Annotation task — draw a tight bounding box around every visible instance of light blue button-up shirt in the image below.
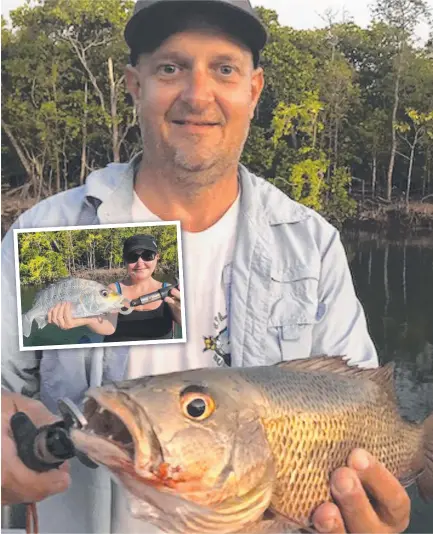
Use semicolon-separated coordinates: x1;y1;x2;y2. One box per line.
1;157;378;532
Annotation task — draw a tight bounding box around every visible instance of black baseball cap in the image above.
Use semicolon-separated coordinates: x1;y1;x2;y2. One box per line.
123;234;158;258
124;0;268;67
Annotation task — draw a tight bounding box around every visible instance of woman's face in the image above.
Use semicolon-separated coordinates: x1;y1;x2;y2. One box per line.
125;249;159;281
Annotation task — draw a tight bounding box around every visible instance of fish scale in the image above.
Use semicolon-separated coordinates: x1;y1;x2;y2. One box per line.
240;366;423;523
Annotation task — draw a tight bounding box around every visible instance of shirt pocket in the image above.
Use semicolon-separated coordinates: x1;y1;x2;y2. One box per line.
267;266;320;359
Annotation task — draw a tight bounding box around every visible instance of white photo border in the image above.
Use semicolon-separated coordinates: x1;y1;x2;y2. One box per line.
13;220;186;352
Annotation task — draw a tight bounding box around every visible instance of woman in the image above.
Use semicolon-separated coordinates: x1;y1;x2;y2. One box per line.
47;234;181;342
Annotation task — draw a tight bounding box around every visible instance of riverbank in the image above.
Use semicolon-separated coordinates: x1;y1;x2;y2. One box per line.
3;194;433;239
342;228;433;249
1;195;38;236
18;268;177;287
73;268;177;285
18;268;177;289
343;200;433;235
74;268;127;285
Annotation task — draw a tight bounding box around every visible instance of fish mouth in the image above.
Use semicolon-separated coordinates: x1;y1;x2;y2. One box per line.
73;392;203;493
118;298;134;315
72;390;165;482
81;396;136;460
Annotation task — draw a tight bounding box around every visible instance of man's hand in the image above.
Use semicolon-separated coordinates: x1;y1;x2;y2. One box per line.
312;449;411;533
1;391;71;505
165;287;182;325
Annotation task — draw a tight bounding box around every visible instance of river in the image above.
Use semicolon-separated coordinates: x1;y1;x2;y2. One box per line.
341;229;433;533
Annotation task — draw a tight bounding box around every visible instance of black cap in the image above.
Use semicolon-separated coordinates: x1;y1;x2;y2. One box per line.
124;0;268;67
123;234;158;258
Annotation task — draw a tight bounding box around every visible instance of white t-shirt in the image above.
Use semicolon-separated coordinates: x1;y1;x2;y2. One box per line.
112;190;240;533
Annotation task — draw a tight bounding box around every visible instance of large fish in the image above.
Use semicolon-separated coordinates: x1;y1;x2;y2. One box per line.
71;356;433;534
22;277;130;337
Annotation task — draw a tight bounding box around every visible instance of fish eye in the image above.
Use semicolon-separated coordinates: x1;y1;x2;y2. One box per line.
181;392;215;421
100;289;109;297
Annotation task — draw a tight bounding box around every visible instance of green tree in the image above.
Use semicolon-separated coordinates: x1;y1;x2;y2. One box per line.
3;1;433;231
371;0;432;200
396;109;433;207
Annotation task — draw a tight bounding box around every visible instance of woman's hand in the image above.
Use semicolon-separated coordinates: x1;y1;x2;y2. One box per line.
47;301;117;335
47;302;88;330
165;287;182;325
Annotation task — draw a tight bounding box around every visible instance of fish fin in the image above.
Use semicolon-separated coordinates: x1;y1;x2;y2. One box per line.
398;469;423;488
35;315;47;330
275;355;351;373
275;356;397;401
22;312;34;337
243;509;313;533
417;413;433;501
265;508;315;533
78;295;90;317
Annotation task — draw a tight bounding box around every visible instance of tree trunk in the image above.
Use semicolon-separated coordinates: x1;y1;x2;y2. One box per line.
1;121;37;187
68;232;75;273
108;57;120;163
47;168;53;197
422;155;427;197
334;117;339;172
55;142;61;193
327;119;333;181
372;153;377;198
386;67;401;201
405;141;416;211
62;135;68;192
52;75;61;193
425;145;431;195
80;81;88;185
312;116;317;149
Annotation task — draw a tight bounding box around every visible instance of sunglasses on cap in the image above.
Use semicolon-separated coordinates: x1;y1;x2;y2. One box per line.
125;250;157;263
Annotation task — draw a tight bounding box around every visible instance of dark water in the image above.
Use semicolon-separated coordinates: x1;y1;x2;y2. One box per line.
342;230;433;533
20;272;181;347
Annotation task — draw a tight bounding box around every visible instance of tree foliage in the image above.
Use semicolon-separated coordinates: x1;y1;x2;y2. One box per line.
2;0;433;227
17;225;179;285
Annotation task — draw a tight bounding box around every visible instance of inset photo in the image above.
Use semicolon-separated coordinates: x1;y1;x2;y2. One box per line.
13;222;185;350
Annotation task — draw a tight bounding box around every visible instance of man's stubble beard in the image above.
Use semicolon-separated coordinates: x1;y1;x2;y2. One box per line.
140;125;249;195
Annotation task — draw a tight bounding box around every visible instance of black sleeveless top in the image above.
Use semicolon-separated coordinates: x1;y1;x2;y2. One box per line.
104;282;174;342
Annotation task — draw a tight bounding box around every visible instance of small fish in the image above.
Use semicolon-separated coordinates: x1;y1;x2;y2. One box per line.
22;277;129;337
71;356;433;534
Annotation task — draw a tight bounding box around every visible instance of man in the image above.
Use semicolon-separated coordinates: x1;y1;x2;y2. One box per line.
1;0;411;532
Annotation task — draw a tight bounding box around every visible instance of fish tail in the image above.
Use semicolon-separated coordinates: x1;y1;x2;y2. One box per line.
22;312;34;338
35;316;47;331
417;413;433;501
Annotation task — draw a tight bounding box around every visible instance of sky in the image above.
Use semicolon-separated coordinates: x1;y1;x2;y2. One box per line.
2;0;432;45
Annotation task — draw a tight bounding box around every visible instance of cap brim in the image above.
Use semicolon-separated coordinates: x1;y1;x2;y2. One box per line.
128;245;158;252
125;1;267;56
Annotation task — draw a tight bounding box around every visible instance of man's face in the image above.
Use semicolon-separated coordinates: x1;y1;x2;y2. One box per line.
126;29;264;177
